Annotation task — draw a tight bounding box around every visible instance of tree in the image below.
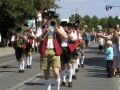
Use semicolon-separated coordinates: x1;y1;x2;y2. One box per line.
99;17;108;30
89;15;99;30
69;14;75;23
33;0;61;11
82;15;90;26
0;0;36;38
114;16;120;29
56;13;61;24
107;16;116;28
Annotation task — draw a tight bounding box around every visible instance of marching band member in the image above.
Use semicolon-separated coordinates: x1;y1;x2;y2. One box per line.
24;24;35;69
60;22;78;87
79;28;86;68
11;27;27;73
35;11;67;90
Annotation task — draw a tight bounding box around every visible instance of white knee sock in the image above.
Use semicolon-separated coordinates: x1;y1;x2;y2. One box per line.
76;58;79;69
19;62;22;70
29;56;32;65
44;79;51;90
72;63;76;75
68;69;73;82
60;70;66;82
81;56;85;64
26;57;29;65
21;61;25;70
54;78;60;90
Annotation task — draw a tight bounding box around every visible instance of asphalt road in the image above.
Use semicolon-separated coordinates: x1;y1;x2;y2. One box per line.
0;42;119;90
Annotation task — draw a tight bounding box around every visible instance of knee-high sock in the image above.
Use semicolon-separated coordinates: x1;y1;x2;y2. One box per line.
78;57;80;65
60;70;66;82
26;57;29;65
29;56;32;65
68;69;73;82
19;62;22;70
44;79;51;90
76;58;79;69
72;63;76;75
54;78;60;90
21;61;25;70
81;56;85;64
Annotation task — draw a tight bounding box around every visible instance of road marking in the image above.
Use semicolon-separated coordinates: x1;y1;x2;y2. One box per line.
7;72;43;90
18;87;25;90
33;78;40;82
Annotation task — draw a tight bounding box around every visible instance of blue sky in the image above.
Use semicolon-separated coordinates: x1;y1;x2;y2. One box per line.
55;0;120;19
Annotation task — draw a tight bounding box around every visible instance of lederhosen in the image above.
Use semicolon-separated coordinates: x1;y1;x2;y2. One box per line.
14;34;26;61
60;31;76;65
25;30;33;54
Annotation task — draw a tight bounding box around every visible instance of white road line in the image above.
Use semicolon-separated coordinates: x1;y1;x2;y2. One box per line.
7;72;43;90
18;87;25;90
33;78;40;82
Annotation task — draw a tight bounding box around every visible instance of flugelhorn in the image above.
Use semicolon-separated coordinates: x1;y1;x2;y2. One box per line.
48;20;57;28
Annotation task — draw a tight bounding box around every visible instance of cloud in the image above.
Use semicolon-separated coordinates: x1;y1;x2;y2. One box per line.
64;0;87;2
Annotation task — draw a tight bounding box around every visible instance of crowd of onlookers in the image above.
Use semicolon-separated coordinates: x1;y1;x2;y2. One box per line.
0;32;12;47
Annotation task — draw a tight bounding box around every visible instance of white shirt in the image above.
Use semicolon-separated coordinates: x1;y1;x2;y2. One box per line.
36;26;65;49
61;30;82;47
11;32;27;41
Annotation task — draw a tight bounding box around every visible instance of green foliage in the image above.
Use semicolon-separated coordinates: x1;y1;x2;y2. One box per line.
0;0;37;37
69;14;75;23
69;13;120;32
33;0;61;11
107;16;116;28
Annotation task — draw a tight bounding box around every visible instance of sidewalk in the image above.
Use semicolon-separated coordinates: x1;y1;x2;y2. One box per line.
0;47;15;57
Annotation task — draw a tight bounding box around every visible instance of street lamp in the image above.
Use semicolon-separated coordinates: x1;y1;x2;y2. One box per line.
74;8;78;14
106;5;120;11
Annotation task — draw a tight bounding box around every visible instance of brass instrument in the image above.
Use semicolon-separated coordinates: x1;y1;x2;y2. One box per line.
17;26;27;48
41;20;57;40
77;20;85;30
48;20;57;28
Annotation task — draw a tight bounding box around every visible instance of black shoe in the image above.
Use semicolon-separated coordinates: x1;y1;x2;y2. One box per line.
60;81;66;86
72;75;77;80
19;70;22;73
81;64;84;68
29;65;32;69
68;82;73;87
78;65;80;68
21;70;24;73
26;65;29;68
75;69;79;73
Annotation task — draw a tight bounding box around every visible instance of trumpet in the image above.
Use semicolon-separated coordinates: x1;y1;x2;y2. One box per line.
47;20;57;28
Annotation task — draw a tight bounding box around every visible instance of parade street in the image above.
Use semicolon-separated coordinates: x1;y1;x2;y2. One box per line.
0;42;119;90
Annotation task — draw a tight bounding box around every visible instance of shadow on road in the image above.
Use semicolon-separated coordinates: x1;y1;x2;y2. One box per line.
83;57;107;78
24;82;55;86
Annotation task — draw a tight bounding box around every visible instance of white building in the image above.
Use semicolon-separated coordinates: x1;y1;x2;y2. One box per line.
61;19;69;22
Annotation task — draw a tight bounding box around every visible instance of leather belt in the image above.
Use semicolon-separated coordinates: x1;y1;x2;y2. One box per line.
46;48;54;50
48;35;53;39
62;47;68;49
